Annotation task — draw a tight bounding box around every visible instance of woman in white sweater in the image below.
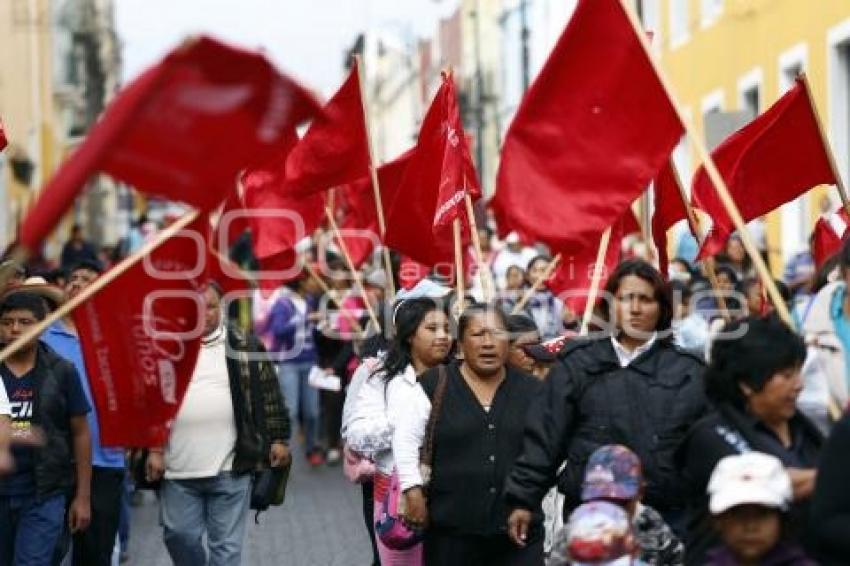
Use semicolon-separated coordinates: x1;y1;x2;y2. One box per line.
344;297;452;566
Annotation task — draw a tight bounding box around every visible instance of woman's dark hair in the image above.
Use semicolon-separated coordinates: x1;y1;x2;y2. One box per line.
526;254;550;273
457;303;509;342
813;255;840;293
713;263;740;287
670;279;692;305
0;291;48;321
506;314;539;341
838;236;850;272
602;259;673;332
374;297;450;381
706;314;806;410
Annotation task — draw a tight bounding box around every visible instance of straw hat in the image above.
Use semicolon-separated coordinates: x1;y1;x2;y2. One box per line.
0;276;66;310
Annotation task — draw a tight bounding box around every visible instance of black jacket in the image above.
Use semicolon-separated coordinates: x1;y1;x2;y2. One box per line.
224;326;291;474
809;412;850;563
504;337;707;518
677;403;823;565
28;343;88;500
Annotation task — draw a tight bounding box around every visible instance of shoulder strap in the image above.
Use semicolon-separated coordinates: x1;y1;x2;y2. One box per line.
420;365;449;468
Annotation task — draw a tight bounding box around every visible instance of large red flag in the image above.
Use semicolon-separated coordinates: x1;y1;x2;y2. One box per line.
693;78;836;259
284;62;371;196
19;36;320;252
73;215;209;447
491;0;682;254
385;81;476;266
431;73;481;230
652;160;691;276
336;151;411;267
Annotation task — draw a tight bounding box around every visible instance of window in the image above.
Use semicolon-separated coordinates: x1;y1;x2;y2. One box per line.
737;68;763;121
829;20;850;190
636;0;662;52
700;0;723;28
778;44;810;263
669;0;689;48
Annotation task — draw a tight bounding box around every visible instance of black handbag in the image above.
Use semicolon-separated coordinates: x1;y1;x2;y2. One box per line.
247;356;291;522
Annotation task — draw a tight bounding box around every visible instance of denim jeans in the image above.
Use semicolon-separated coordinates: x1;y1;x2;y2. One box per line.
0;493;66;566
277;361;321;453
160;473;251;566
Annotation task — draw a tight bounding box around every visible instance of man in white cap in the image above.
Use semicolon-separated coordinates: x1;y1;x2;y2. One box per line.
706;452;815;564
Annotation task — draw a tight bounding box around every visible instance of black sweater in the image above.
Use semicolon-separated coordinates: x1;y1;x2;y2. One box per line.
419;362;541;536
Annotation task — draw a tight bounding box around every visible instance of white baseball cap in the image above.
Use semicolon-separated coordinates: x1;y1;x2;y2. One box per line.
708;452;792;515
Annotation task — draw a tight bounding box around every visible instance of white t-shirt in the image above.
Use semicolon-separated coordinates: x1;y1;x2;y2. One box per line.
165;326;237;479
0;380;9;416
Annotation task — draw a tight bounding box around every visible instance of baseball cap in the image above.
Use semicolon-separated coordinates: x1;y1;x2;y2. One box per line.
565;501;636;565
582;445;642;502
708;452;792;515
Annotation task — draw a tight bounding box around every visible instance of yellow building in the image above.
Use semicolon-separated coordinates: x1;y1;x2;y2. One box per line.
641;0;850;272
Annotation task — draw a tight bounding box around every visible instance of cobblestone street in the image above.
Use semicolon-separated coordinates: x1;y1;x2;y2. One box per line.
127;455;374;566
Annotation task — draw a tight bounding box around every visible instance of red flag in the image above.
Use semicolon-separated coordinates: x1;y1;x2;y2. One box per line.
431;73;481;229
549;216;626;316
19;36;320;252
385;81;476;266
284;62;371;196
812;209;850;268
693;78;836;259
0;119;7;152
73;216;209;447
652;160;691;276
399;256;431;290
491;0;682;254
241;145;325;260
336;152;410;267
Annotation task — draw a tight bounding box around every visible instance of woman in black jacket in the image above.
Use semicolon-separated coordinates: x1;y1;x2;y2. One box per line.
505;259;707;546
676;314;822;565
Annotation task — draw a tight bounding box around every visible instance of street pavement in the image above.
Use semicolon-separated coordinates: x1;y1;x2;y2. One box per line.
127;454;374;566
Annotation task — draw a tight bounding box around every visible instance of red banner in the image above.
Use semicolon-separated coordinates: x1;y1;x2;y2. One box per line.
73;217;208;447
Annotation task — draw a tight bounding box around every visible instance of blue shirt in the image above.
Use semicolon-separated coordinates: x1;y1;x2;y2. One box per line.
829;284;850;394
42;321;125;469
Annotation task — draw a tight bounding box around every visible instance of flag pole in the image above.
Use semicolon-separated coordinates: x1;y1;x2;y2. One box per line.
620;0;793;328
798;72;850;218
453;217;465;317
353;54;396;302
324;207;381;332
463;192;494;303
302;260;366;338
579;227;612;336
665;163;731;321
0;210;200;365
511;253;562;315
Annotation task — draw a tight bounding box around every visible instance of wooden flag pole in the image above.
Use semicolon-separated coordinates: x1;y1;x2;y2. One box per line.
620;0;793;328
464;193;494;303
302;260;366;338
512;253;562;315
0;210;200;364
666;163;731;321
799;73;850;218
580;227;612;336
453;217;465;317
324;207;381;332
353;54;396;302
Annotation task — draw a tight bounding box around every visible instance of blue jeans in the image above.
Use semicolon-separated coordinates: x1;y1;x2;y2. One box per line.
160;473;251;566
277;361;320;454
0;493;66;566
